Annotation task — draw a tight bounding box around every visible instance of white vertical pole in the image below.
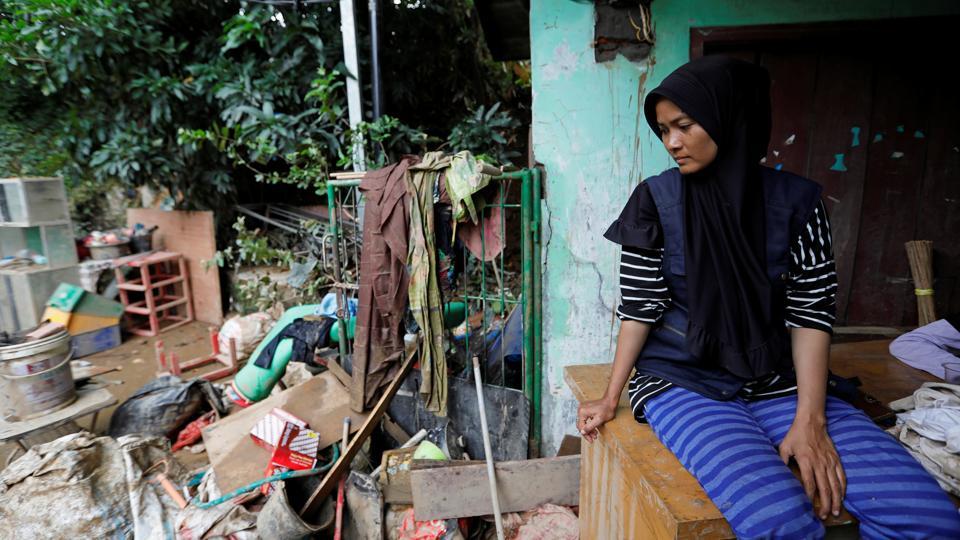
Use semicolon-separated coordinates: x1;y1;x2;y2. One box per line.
473;357;506;540
339;0;366;171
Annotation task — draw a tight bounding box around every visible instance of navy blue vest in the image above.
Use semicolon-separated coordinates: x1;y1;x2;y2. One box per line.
635;167;822;399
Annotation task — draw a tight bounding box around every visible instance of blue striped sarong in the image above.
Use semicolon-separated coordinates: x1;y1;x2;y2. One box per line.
644;386;960;539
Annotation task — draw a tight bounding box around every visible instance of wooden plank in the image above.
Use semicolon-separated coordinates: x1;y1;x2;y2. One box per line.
829;338;938;406
409;455;580;520
915;79;960;319
804;53;874;324
300;348;416;517
0;386;116;442
201;371;368;494
845;53;929;325
381;414;410;445
382;458;479;504
760;51;817;178
325;357;352;389
126;209;223;325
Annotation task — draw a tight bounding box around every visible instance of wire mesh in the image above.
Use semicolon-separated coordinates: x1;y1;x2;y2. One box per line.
326;172;537;394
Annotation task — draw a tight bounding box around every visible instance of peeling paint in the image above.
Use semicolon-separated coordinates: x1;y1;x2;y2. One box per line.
850;126;861;147
542;42;580;82
775;163;783;170
785;134;796;145
913;130;925;139
891;151;905;159
873;133;884;143
896;125;905;133
829;153;848;172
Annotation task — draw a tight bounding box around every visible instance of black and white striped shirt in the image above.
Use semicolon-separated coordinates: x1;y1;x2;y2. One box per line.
621;200;837;421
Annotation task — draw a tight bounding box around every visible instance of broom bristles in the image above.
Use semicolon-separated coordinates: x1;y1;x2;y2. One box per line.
905;240;936;326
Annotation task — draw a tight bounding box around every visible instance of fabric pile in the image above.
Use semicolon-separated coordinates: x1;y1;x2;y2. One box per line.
888;382;960;495
355;151;499;416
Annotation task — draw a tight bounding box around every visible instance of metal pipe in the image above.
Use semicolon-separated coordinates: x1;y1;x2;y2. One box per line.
328;181;350;368
531;167;543;457
338;0;366;169
334;417;351;540
473;357;505;540
520;170;535;457
368;0;382;120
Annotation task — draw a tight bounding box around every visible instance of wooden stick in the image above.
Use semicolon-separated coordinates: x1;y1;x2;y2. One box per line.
473;356;505;540
299;342;417;517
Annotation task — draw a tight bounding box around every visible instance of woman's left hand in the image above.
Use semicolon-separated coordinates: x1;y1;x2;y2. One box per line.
778;418;846;520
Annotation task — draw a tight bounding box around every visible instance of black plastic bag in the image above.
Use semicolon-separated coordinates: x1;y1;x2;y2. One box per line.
108;375;225;439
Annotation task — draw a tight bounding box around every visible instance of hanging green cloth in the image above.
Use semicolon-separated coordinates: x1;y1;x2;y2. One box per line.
444;151;495;236
407;152;450;416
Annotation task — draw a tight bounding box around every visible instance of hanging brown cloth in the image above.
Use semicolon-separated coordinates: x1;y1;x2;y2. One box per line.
355;155;420;409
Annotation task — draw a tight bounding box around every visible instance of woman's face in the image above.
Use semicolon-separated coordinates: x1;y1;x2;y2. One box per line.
655;98;718;174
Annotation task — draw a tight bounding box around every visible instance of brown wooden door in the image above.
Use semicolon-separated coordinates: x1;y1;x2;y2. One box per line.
692;18;960;326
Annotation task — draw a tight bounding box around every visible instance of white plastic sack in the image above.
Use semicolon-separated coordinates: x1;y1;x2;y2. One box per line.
0;432;187;540
219;312;274;361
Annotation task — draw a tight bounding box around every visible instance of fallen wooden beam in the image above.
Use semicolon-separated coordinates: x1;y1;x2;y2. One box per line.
409;455;581;520
300;346;417;517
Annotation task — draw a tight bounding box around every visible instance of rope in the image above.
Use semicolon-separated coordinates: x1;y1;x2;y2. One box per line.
190;443;340;509
627;3;655;45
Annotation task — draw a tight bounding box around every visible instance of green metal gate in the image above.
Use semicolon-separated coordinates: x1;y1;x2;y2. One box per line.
324;167;543;453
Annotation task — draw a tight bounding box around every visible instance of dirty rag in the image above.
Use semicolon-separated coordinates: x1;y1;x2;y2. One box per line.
356;156;420;409
252;317;332;369
458;202;504;262
888;382;960;496
408;152;451;416
444;151;495;234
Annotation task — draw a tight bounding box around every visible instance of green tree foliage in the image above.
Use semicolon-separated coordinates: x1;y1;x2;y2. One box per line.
0;0;341;208
0;0;524;212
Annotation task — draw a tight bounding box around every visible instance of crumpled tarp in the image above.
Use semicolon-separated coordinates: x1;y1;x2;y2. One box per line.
0;432;188;540
888;382;960;496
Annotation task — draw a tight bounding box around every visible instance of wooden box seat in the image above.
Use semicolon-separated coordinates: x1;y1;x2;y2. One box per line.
566;363;829;538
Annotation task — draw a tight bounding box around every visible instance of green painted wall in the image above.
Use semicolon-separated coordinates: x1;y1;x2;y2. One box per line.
531;0;960;454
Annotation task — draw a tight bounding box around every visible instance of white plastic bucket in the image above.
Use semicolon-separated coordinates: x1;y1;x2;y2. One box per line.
0;331;76;421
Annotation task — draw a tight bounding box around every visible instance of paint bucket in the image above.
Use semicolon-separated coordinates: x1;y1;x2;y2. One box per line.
256;480;334;539
0;330;76;421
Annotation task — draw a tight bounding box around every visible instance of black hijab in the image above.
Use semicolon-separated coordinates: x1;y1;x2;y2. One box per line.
644;55;787;379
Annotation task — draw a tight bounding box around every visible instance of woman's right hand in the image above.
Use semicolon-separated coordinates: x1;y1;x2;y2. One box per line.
577;398;617;442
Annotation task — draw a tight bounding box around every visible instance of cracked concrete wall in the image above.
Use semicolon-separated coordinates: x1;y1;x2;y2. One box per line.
530;0;960;455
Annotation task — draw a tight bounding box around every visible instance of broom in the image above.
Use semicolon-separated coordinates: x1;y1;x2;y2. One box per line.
904;240;936;326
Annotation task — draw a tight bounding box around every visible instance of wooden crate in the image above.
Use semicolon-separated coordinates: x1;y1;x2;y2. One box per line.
565;364;858;539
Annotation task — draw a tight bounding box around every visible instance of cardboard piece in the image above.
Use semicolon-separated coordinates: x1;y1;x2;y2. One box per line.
126;208;223;325
43;283;122;335
201;371;367;494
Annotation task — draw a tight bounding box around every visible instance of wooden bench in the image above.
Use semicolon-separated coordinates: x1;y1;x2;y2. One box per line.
565;339;939;539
